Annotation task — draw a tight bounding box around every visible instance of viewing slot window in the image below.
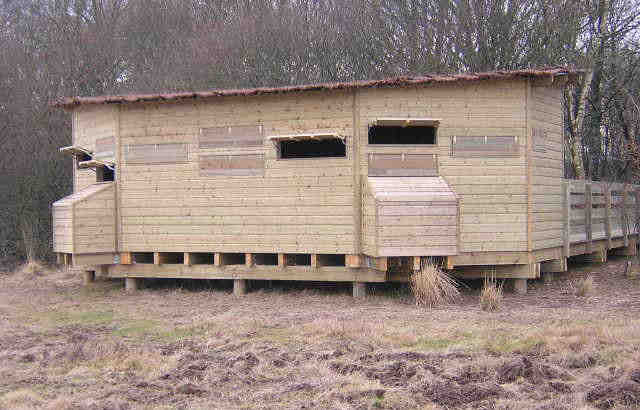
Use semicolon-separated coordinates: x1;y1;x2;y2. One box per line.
368;118;439;145
270;133;346;159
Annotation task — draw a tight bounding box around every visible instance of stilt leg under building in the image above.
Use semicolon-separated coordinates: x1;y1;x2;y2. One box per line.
125;277;140;292
234;279;247;296
353;282;367;298
83;270;95;286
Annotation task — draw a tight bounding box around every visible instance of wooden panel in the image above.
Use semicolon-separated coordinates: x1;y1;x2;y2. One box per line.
199;154;265;177
199;125;263;148
451;136;519;157
368;153;437;176
94;136;115;159
532;128;548;153
124;143;188;164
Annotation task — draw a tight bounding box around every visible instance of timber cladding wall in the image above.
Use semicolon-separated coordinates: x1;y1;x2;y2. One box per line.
73;105;118;192
358;80;528;253
117;90;356;254
65;78;566;258
529;84;564;250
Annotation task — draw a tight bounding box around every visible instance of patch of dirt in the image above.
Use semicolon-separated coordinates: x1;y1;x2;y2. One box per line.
585;380;640;409
418;381;505;406
496;356;568;384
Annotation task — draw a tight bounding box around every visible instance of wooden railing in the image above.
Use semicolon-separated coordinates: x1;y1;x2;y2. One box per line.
565;180;640;254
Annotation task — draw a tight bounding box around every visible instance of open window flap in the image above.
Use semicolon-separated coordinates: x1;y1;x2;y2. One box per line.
77;159;115;170
266;132;344;142
59;145;93;156
373;118;441;127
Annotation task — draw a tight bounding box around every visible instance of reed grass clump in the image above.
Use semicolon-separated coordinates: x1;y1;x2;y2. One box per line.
480;274;503;311
410;260;460;308
575;275;594;297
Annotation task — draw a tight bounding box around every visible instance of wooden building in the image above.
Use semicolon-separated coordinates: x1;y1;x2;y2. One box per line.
52;67;639;295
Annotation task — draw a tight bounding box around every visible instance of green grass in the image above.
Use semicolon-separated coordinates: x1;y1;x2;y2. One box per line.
40;310;116;327
484;334;547;355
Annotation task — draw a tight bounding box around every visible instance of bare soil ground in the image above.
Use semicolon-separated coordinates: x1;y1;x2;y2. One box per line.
0;257;639;409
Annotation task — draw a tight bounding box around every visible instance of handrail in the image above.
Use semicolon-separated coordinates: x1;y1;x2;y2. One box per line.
563;179;640;254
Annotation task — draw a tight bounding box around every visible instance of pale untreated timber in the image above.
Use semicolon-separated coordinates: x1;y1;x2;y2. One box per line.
353;282;367;298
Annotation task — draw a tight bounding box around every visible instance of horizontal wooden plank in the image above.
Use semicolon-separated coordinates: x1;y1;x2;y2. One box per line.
107;264;386;282
377;246;458;256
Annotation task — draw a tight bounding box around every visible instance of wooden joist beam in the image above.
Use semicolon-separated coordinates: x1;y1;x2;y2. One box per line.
246;253;254;267
120;252;132;265
346;254;361;268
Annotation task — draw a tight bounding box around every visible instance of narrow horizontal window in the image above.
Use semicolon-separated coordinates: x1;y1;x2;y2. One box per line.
451;136;519;157
368;153;437;176
199;154;264;176
124;143;188;164
199;125;263;149
279;137;346;159
368;126;436;145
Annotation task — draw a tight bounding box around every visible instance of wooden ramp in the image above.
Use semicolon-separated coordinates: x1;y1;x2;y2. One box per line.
363;177;458;257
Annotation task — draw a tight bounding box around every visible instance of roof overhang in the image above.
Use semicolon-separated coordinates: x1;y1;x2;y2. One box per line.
53;67;585;110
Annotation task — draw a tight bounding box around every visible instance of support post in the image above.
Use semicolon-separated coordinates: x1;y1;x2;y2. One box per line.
311;254;318;268
278;253;286;268
623;184;629;247
56;253;64;265
214;253;221;267
353;282;367;298
542;272;554;284
184;252;192;266
125;277;139;292
563;182;571;259
512;278;527;294
585;183;592;253
605;186;612;249
82;270;95;286
233;279;247;296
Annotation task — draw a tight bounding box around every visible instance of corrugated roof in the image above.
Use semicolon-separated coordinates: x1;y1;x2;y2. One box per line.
55;67;582;109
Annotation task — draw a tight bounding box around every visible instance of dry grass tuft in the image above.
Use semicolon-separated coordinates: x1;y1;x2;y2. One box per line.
575;276;594;297
0;388;43;409
410;260;460;308
480;275;503;312
19;260;46;276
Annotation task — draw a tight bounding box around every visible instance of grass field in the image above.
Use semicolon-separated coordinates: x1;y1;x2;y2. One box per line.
0;257;639;409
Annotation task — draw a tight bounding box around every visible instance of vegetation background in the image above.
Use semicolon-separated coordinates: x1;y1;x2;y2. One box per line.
1;0;639;261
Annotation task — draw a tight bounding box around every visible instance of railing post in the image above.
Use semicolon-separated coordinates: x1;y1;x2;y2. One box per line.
585;182;592;253
623;184;629;247
635;188;640;236
605;185;612;249
563;181;570;258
